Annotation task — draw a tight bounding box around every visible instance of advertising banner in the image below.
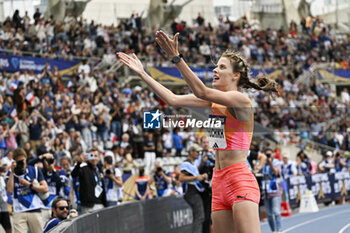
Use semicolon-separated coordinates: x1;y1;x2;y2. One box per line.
0;54;80;75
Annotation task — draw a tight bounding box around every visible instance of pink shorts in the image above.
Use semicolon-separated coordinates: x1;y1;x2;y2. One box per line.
212;161;260;212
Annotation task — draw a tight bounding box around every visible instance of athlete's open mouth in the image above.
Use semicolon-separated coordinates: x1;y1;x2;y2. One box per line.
213;75;220;81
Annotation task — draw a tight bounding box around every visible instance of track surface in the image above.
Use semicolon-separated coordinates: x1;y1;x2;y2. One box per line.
261;203;350;233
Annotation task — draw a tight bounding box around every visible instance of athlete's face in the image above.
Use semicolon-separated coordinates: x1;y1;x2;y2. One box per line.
212;57;239;90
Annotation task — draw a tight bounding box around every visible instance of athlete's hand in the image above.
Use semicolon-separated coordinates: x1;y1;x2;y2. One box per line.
117;52;144;75
155;30;179;58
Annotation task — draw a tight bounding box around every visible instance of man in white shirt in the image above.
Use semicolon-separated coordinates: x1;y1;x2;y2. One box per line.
1;150;13;172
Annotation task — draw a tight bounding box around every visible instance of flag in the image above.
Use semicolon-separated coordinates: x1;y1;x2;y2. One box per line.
11;82;18;91
110;132;117;143
25;91;35;103
49;117;56;126
67;80;73;88
10;107;17;119
108;96;113;104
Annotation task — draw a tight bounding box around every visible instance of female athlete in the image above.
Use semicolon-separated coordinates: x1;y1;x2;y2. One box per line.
117;30;278;233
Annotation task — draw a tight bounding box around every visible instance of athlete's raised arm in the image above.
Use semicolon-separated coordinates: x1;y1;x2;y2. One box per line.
155;31;251;109
117;52;210;108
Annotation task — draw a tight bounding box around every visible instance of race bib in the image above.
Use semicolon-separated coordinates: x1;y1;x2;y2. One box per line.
95;185;103;198
208;115;227;149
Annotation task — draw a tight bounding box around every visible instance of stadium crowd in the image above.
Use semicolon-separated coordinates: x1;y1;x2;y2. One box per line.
0;8;348;233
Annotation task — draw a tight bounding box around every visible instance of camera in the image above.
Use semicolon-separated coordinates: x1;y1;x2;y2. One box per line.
14;160;25;176
45;158;55;165
105;168;114;176
156;166;163;173
266;153;271;158
0;165;6;173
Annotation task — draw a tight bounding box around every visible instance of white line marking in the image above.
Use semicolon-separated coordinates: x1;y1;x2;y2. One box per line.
339;223;350;233
282;209;350;233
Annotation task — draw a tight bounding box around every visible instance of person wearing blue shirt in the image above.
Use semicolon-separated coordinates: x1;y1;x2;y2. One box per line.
43;196;78;233
39;153;66;224
6;148;48;233
149;162;172;197
172;128;183;157
194;136;215;233
179;144;207;233
261;148;282;233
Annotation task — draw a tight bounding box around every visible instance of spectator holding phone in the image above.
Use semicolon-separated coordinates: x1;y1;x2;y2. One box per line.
6;148;48;233
71;148;107;214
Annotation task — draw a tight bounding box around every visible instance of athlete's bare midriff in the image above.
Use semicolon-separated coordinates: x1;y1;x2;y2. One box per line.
215;150;248;170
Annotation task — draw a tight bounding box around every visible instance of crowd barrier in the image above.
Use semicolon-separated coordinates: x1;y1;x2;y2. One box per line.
286;171;350;208
49;196;193;233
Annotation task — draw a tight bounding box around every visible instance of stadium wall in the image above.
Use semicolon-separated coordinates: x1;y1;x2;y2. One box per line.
49;196;193;233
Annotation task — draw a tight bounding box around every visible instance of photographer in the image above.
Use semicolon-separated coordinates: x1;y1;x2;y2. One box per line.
6;148;48;233
149;162;172;197
195;136;215;233
71;148;107;214
261;148;282;233
38;153;66;224
43;196;78;233
0;161;11;233
103;155;123;206
179;144;207;233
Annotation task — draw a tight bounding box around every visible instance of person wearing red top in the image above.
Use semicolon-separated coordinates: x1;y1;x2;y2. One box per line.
118;30;279;233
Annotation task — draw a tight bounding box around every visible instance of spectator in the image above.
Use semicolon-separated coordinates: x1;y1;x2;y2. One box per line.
1;150;13;172
280;155;297;180
71;148;107;214
0;161;11;233
134;167;150;200
144;132;156;176
172;128;183;157
318;151;335;173
149;162;172;197
295;156;309;176
36;153;66;223
261;148;282;233
43;196;78;233
121;146;137;181
162;129;173;153
6;148;48;233
179;144;207;233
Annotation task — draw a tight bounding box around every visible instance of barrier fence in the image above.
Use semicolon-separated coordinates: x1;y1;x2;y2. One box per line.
49;171;350;232
49;196;193;233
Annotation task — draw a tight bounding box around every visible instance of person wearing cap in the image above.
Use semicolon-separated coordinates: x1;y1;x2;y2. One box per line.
71;148;107;214
6;148;48;233
179;144;208;233
318;151;335;173
280;155;297;180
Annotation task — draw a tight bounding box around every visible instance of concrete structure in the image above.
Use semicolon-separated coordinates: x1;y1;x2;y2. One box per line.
82;0;215;27
249;0;311;30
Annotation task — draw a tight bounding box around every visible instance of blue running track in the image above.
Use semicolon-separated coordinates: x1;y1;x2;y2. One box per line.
261;204;350;233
